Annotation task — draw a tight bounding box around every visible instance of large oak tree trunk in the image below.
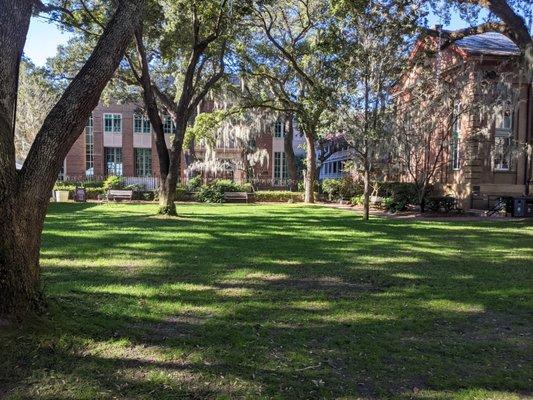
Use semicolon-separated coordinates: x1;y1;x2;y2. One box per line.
284;115;298;191
304;134;316;203
0;196;47;315
158;149;181;216
0;0;145;317
158;122;185;216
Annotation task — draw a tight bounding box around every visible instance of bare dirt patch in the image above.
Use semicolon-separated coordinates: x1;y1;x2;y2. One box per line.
130;313;211;341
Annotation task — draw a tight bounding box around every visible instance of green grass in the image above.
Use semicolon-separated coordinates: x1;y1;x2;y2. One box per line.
1;203;532;399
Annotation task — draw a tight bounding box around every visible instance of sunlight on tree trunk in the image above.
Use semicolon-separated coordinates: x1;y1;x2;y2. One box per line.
304;135;316;203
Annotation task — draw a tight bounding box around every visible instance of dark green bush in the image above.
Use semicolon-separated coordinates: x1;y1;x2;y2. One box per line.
375;182;433;206
142;191;156;201
82;180;104;188
382;196;408;213
176;185;192;201
196;180;247;203
254;191;304;202
186;175;203;191
425;196;459;213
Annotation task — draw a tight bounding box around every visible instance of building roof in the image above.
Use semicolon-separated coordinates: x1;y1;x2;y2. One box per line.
454;32;520;56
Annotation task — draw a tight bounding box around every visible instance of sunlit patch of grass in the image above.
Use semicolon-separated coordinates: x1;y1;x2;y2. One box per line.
0;203;531;399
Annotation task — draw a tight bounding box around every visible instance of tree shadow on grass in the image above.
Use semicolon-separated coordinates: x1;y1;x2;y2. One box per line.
0;203;531;399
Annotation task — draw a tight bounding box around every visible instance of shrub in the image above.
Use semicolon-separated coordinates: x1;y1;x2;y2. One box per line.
254;191;304;202
82;180;104;188
143;191;156;201
196;185;224;203
425;196;459;213
103;175;123;190
381;196;408;213
322;177;361;200
350;194;364;206
187;175;202;191
125;184;145;192
375;182;433;207
322;179;341;199
85;187;105;200
54;184;75;192
176;185;192;201
241;182;253;193
195;180;246;203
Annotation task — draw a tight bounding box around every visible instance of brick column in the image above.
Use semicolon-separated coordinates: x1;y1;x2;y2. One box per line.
122;111;135;176
93;110;105;177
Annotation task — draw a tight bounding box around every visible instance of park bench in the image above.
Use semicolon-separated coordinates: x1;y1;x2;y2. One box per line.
106;189;133;202
223;192;252;203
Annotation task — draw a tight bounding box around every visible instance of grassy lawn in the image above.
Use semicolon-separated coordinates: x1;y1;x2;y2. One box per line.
0;203;532;399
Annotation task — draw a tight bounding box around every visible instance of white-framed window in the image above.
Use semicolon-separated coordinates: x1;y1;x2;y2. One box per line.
135;148;152;177
274;120;285;138
493;103;513;171
163;115;177;134
274;151;288;185
85;116;94;176
451;102;461;171
105;147;123;176
134;114;151;134
103;113;122;134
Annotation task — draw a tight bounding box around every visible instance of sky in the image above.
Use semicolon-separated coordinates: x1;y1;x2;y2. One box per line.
23;9;483;67
25;16;73;66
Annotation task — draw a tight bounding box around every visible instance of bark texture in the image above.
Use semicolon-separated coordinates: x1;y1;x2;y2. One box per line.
363;163;370;221
304;134;316;203
0;0;145;317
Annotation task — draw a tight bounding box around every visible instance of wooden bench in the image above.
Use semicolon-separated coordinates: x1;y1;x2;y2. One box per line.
106;189;133;202
223;192;251;203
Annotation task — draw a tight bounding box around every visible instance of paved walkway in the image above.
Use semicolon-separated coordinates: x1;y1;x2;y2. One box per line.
318;202;530;222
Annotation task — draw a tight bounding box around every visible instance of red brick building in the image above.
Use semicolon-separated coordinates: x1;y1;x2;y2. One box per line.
62;102;305;189
395;32;532;209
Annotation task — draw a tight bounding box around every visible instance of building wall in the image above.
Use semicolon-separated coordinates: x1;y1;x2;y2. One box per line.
442;64;532;209
395;40;532;210
64;102;306;189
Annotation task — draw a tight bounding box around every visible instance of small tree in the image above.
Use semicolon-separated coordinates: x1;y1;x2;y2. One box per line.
332;0;418;219
239;0;344;203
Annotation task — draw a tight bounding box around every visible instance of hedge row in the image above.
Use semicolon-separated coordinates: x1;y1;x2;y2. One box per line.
53;184;305;203
253;191;304;202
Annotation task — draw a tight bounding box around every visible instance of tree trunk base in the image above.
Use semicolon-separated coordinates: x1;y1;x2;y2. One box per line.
0;267;47;319
0;203;47;319
158;204;177;216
